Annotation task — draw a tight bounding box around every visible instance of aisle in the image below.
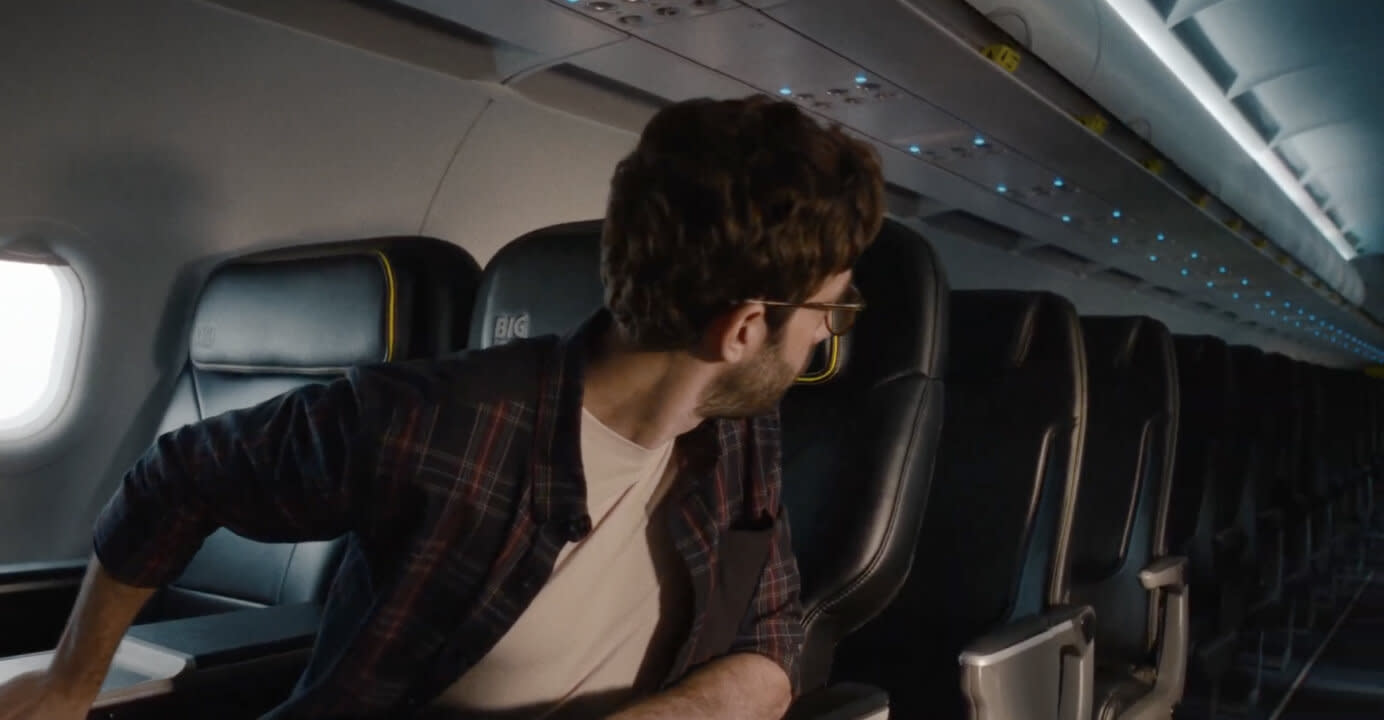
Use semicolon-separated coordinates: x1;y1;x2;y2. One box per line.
1278;574;1384;718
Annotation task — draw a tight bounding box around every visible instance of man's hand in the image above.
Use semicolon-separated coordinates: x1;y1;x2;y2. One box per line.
605;653;792;720
0;557;156;720
0;670;93;720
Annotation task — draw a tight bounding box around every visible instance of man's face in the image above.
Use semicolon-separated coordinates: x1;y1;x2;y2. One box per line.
696;271;852;418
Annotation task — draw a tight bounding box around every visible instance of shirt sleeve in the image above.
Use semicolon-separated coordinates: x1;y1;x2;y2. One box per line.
93;367;385;588
728;506;806;695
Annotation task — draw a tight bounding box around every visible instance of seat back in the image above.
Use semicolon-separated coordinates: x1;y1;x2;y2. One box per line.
839;290;1087;718
1167;337;1234;567
779;220;948;689
1169;336;1245;684
471;218;950;694
1229;346;1281;601
139;238;480;622
1069;317;1177;664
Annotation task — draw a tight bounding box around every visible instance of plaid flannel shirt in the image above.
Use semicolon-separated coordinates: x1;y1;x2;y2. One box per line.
93;310;804;718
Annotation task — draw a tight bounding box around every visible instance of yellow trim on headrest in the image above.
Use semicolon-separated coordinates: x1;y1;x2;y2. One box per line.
795;335;842;385
374;251;398;362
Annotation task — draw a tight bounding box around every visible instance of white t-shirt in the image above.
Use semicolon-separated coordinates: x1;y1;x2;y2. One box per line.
428;408;690;718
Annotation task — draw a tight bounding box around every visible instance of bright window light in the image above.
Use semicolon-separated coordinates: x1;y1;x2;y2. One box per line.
0;260;80;436
1101;0;1357;261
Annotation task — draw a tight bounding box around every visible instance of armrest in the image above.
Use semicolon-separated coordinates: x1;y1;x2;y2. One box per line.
959;604;1095;720
1139;556;1187;591
783;682;889;720
1118;556;1189;719
126;602;322;670
0;558;87;590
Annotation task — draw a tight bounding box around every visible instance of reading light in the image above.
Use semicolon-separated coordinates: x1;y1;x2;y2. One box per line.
1190;251;1199;259
974;136;987;147
1113;210;1122;218
1061;214;1072;223
1241;278;1250;286
779;87;793;96
908;145;921;154
1180;268;1190;276
1111;236;1120;245
1100;0;1356;260
1054;177;1066;188
1149;255;1158;262
996;184;1008;193
1156;233;1166;241
855;74;868;84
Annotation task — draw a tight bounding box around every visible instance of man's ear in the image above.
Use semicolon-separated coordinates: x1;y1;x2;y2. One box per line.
697;303;767;363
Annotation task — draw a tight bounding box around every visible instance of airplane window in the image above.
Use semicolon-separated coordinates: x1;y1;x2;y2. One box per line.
0;259;82;438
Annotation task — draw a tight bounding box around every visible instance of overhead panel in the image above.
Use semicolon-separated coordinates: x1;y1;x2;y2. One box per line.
955;0;1371;291
396;0;1384;364
398;0;623;76
567;39;761;102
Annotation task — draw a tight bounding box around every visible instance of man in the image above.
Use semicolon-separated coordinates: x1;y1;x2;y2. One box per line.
0;95;884;719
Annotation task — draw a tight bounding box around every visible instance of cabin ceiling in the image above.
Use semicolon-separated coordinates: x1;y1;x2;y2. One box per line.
1162;0;1384;256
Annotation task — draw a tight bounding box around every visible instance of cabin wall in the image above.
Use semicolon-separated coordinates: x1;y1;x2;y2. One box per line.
0;1;637;562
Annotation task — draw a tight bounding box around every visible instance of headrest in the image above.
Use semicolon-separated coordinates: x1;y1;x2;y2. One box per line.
1079;317;1145;370
191;253;399;373
1173;335;1233;424
472;220;948;384
948;291;1077;378
1229;345;1268;395
1174;335;1232;385
1080;316;1175;386
842;219;948;382
469;221;604;350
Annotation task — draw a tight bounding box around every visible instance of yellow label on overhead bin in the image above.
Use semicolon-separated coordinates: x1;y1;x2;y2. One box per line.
1143;157;1165;175
982;44;1021;72
1078;114;1108;135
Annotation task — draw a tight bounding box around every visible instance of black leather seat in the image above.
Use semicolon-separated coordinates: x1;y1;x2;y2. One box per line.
1168;336;1252;710
1220;345;1295;705
1069;316;1185;720
1327;369;1372;579
1229;348;1289;619
470;218;950;719
837;290;1091;720
1296;363;1337;592
1255;354;1315;670
135;237;481;623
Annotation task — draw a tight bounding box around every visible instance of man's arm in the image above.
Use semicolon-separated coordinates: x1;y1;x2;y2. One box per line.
0;558;154;720
0;368;391;718
605;652;791;720
94;369;385;586
612;504;805;720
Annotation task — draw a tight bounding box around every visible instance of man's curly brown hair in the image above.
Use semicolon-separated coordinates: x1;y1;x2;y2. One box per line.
601;95;885;351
